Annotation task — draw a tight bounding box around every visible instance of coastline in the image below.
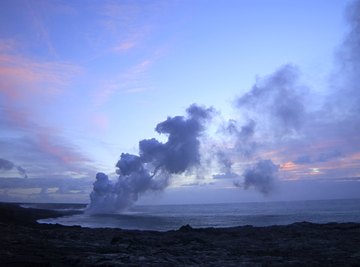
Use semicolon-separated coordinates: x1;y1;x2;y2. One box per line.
1;203;359;266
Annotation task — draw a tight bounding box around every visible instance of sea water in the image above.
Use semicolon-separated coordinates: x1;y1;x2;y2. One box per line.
34;199;360;231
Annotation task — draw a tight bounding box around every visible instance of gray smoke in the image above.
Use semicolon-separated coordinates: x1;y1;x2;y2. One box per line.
87;104;214;214
0;158;28;178
234;159;279;195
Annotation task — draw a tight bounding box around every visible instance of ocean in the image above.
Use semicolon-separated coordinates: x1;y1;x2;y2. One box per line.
29;198;360;231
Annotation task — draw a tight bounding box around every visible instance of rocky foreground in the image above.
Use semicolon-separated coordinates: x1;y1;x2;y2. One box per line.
0;203;359;266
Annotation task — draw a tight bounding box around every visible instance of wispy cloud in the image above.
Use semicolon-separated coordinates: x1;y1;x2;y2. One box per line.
89;1;172;106
113;40;137;52
23;0;58;57
0;105;94;178
0;49;81;103
0;176;92;202
93;59;153;107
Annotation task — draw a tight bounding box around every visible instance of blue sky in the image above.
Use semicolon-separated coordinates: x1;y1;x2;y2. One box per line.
1;0;359;204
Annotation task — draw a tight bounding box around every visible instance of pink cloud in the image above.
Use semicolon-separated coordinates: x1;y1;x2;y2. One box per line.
36;132;87;164
0;50;80;103
0;46;89;173
1;105;89;166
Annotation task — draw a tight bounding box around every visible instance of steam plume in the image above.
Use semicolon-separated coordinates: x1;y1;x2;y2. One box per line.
87;104;213;213
237;65;306;137
234;160;279;195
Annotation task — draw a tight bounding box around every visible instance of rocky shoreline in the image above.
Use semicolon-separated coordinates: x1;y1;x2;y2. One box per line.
0;203;359;266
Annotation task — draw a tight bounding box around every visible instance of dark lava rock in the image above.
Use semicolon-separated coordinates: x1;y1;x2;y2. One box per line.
178;224;193;232
1;203;360;266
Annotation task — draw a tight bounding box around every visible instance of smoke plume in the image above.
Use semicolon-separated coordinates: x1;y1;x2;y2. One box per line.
0;158;28;178
87;104;214;213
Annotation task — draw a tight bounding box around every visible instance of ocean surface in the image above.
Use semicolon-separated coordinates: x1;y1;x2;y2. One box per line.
28;199;360;231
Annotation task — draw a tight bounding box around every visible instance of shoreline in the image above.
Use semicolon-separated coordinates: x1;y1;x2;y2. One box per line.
1;203;360;266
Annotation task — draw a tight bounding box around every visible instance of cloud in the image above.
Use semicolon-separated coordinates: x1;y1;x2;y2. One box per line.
0;45;92;183
0;176;92;202
294;150;342;165
0;176;90;191
93;59;153;106
0;51;80;102
0;135;93;179
101;1;161;53
91;1;174;106
25;5;56;56
0;102;90;173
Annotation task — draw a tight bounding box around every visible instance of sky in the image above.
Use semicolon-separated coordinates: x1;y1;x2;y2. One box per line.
1;0;360;205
